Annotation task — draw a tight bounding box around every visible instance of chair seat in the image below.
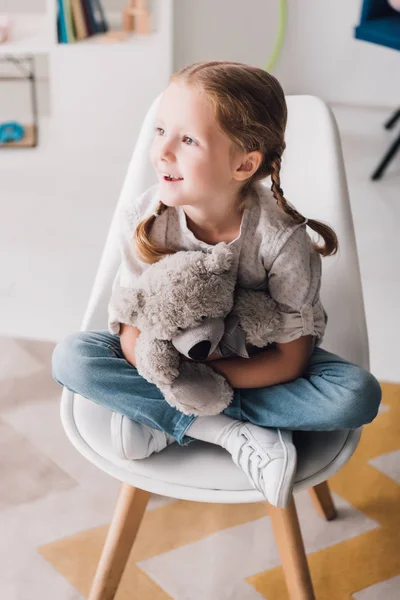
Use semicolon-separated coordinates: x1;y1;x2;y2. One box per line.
61;388;362;504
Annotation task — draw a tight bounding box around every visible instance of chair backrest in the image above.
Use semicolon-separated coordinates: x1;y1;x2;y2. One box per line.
81;94;370;371
354;0;400;51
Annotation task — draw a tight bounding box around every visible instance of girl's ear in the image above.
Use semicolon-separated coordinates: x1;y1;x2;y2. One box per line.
233;150;263;182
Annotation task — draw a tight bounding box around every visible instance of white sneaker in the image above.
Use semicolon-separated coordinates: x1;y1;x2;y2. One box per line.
111;412;176;460
221;423;297;508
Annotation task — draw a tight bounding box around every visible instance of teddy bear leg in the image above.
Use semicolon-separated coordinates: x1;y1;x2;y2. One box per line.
160;361;234;416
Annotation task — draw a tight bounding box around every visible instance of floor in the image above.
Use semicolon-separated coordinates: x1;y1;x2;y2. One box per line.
0;104;399;598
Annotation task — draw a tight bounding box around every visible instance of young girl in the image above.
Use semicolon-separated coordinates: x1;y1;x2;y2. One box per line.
52;61;382;509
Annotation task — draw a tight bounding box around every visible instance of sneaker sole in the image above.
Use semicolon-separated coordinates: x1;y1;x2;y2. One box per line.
275;429;297;508
110;412;127;459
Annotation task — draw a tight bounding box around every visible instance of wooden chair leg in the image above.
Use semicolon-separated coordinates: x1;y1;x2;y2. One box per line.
308;481;337;521
269;496;315;600
88;483;151;600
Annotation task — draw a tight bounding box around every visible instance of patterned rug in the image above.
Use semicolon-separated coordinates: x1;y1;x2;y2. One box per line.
37;382;400;599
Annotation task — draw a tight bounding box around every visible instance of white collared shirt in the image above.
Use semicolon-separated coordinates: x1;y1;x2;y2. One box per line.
108;181;327;348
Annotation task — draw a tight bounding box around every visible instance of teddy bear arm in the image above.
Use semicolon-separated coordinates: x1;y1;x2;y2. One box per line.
135;333;180;385
232;289;282;347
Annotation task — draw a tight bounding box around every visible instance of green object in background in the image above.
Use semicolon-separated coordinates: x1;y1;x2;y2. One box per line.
265;0;287;72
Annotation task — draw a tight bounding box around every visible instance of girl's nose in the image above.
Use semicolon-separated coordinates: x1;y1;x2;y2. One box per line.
161;152;174;162
160;139;176;161
161;149;175;162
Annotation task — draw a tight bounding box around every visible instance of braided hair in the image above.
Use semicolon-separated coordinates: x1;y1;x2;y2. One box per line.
135;61;338;263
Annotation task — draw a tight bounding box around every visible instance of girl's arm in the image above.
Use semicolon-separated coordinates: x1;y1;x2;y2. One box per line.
217;221;326;390
208;334;314;389
119;323;141;367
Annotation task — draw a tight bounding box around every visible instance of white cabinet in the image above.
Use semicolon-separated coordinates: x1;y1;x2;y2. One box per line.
50;1;172;152
1;1;172;152
0;1;173;341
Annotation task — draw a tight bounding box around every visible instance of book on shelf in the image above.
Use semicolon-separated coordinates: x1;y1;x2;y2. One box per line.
57;0;69;43
91;0;109;34
57;0;109;43
71;0;88;40
65;0;76;42
81;0;97;36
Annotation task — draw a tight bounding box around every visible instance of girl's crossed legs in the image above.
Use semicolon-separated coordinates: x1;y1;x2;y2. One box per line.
52;330;382;505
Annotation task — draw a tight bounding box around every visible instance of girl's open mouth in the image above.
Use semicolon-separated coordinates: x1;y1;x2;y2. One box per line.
163;174;184;183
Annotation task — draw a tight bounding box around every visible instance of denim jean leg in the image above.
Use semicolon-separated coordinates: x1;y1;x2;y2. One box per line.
51;330;196;445
234;346;382;431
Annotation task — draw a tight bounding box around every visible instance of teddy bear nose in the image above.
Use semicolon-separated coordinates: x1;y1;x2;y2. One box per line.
188;341;212;361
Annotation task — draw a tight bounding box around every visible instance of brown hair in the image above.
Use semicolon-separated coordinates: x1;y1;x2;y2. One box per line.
135;60;338;263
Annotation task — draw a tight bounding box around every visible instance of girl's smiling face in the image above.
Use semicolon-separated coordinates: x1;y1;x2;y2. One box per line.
150;82;242;209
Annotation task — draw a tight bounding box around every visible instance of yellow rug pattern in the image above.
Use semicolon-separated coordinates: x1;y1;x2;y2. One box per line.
39;382;400;599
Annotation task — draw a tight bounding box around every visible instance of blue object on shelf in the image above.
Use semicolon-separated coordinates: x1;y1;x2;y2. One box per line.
0;121;25;144
354;0;400;51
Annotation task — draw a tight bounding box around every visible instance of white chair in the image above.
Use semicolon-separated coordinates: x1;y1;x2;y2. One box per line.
60;94;369;600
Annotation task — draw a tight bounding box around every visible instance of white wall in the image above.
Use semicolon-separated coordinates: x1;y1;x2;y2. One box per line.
2;0;399;115
1;0;45;11
173;0;400;109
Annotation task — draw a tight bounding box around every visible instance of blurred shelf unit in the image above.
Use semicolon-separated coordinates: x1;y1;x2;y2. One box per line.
0;1;172;151
0;6;57;56
0;56;39;148
0;1;156;55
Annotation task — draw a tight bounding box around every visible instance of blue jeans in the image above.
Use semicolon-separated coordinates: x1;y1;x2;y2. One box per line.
51;330;382;446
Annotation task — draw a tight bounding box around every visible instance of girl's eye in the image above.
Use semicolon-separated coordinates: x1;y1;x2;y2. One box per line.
183;136;196;146
155;127;196;146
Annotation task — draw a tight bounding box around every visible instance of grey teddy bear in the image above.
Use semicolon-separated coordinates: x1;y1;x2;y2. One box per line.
113;242;282;416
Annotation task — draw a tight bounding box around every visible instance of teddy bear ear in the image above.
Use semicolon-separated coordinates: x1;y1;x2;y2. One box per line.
203;242;233;274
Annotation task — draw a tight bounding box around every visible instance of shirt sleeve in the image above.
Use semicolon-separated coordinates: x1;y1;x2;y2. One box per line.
266;224;327;345
107;203;149;336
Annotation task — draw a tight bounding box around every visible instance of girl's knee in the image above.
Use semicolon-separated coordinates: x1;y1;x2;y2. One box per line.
358;369;382;424
340;366;382;428
51;331;90;387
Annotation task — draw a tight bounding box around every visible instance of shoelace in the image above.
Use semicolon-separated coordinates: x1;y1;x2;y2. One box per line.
230;432;271;494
